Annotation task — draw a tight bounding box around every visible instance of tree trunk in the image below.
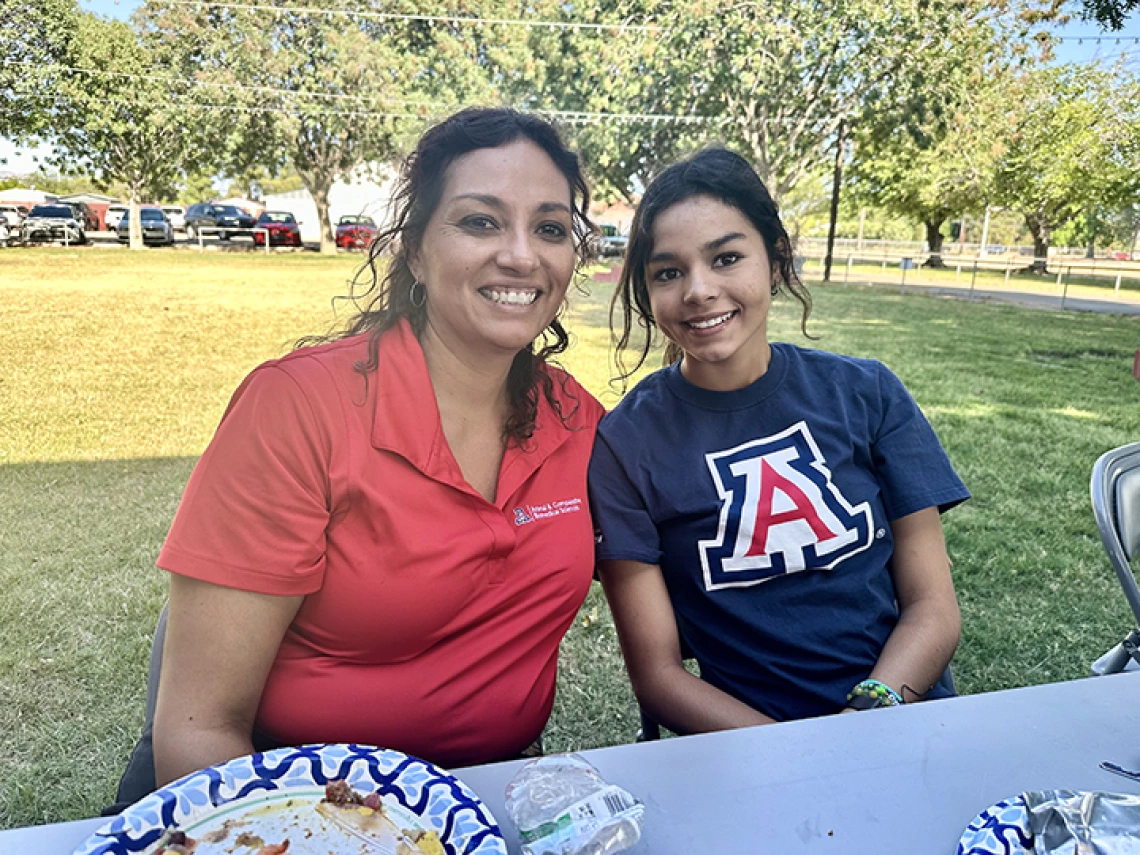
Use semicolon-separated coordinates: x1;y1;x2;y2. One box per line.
295;163;336;254
128;193;143;251
1025;213;1050;274
1085;234;1096;260
923;219;946;268
315;191;335;255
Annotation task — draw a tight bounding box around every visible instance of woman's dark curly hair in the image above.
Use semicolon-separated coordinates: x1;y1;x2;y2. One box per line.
299;107;595;444
611;146;812;383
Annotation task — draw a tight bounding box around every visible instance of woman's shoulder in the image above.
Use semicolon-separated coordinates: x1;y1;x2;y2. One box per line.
235;334;373;410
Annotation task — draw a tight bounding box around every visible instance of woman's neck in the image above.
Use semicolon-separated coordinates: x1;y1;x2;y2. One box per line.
418;323;514;422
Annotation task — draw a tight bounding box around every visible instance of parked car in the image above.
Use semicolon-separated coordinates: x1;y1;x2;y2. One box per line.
592;223;628;258
65;201;99;232
0;221;9;246
184;203;256;240
161;205;187;232
22;204;86;244
253;210;303;247
335;214;378;250
116;206;174;246
0;204;29;228
105;205;129;231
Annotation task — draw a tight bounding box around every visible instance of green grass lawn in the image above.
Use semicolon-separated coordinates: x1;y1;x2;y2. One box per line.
2;247;1139;829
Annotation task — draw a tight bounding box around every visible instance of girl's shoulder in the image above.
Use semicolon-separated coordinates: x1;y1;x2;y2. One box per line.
600;365;677;425
777;343;900;394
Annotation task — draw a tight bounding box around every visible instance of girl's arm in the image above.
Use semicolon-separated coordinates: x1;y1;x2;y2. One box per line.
599;558;775;734
153;574;304;786
866;506;961;703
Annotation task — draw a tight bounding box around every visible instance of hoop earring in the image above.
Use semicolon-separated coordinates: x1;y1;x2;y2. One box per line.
409;279;426;308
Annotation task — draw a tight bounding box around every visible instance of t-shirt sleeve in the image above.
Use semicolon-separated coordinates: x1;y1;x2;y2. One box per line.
871;364;970;520
588;430;662;565
157;364;334;595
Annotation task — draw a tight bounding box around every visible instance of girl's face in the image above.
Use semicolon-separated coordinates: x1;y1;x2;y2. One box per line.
645;194;775;392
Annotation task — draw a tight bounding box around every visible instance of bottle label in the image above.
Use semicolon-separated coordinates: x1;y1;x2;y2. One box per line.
518;785;643;851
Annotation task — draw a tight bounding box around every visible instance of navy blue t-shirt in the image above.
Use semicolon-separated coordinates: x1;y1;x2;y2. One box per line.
589;343;970;722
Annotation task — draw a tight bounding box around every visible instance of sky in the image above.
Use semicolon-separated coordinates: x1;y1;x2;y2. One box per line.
2;0;1139;175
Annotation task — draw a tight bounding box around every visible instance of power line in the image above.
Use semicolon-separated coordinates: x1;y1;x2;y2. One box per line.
0;88;724;125
147;0;667;32
2;58;725;124
1053;35;1140;43
0;58;445;108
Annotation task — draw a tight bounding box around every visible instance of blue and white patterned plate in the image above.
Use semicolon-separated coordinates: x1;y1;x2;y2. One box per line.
73;743;507;855
957;795;1033;855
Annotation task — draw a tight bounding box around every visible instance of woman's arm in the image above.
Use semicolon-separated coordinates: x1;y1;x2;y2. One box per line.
153;574;303;786
867;506;961;702
599;559;774;735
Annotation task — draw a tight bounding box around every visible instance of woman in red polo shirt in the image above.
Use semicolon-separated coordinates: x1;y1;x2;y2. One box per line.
141;108;605;792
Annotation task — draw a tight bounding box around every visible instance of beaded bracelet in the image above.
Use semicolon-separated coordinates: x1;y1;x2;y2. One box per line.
846;679;903;708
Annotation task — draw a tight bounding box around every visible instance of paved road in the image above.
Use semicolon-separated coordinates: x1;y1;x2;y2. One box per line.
819;275;1140;316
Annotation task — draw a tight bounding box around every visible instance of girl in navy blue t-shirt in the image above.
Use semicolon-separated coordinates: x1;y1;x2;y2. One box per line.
589;148;970;731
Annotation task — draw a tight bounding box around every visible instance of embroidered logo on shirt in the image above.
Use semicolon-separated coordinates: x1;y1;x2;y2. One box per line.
513;497;583;525
698;421;873;591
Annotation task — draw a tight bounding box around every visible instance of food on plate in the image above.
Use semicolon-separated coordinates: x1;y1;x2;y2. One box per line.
402;829;445;855
319;779;441;855
155;829;197;854
148;779;443;855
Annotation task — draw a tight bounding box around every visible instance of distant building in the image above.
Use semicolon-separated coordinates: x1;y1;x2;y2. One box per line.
0;187;58;209
592;199;636;233
263;172;396;242
57;192;120;230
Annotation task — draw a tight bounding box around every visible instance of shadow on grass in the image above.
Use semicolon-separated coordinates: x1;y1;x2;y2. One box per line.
0;456;193;830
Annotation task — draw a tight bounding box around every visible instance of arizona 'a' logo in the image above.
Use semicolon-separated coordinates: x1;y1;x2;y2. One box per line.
698;421;872;591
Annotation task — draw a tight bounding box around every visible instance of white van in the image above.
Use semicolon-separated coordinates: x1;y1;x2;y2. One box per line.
0;204;28;228
105;204;129;230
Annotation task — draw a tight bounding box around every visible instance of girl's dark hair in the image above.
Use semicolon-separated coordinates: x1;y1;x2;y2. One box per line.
299;106;595;444
611;146;812;382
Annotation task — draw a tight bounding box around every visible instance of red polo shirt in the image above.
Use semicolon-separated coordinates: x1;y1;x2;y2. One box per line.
158;319;604;767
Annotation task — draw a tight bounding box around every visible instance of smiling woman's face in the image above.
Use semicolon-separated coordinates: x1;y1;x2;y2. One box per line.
410;139;577;363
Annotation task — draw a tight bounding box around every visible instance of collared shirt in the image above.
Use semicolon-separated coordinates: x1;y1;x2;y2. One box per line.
159;318;604;766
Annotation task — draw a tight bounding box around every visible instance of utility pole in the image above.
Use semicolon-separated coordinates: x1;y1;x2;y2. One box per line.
979;207;992;258
824;118;846;283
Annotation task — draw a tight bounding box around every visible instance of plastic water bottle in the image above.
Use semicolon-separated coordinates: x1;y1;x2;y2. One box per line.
504;755;644;855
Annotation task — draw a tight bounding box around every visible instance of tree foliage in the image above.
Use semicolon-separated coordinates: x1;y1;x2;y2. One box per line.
42;14;216;248
644;0;990;203
992;64;1140;271
846;4;1036;265
0;0;80;140
1078;0;1139;28
137;0;543;253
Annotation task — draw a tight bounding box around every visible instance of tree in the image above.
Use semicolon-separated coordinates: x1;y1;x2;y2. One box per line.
40;14;215;248
846;6;1028;267
0;0;79;140
138;0;415;253
1079;0;1139;28
992;64;1140;272
526;0;698;204
641;0;1005;204
139;0;539;254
